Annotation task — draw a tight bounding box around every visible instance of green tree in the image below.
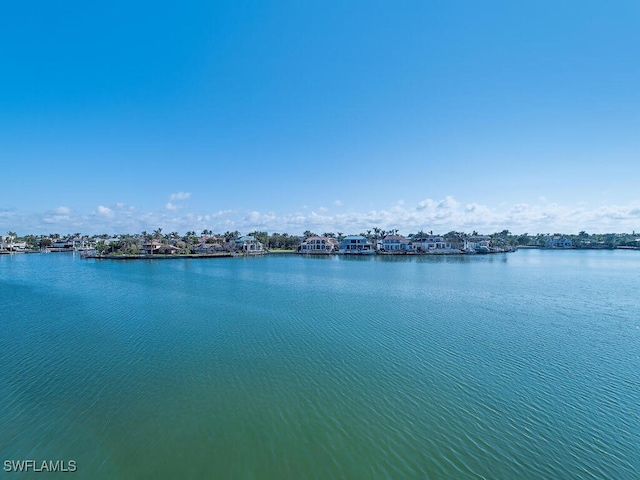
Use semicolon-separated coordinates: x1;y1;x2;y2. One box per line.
249;231;269;246
95;241;109;255
6;231;16;251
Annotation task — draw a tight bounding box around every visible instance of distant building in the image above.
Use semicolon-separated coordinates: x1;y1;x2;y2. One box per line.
299;236;337;254
545;237;573;248
194;242;225;254
0;237;27;251
52;240;74;249
412;236;452;251
380;235;412;252
235;236;264;253
338;235;375;254
140;240;163;254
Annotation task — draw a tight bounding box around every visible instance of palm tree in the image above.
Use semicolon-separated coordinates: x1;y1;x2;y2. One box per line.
6;231;16;251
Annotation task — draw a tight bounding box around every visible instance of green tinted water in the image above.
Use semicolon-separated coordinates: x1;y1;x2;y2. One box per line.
1;250;638;478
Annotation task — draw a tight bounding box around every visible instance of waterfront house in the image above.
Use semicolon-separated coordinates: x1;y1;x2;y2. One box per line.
193;242;225;254
12;241;28;251
412;236;453;252
235;235;264;253
545;237;573;248
380;235;413;252
299;236;337;254
338;235;375;254
463;237;491;253
157;244;182;255
52;239;74;250
0;237;28;252
140;240;163;255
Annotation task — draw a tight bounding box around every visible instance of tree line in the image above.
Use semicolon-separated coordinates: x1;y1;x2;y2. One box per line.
2;229;639;252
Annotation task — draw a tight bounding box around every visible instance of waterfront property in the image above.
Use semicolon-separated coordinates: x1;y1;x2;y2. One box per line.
298;236;337;254
140;240;163;255
193;242;226;254
338;235;375;254
546;236;573;248
235;235;265;254
0;236;28;252
463;237;491;253
156;244;182;255
52;239;74;250
412;236;453;252
379;234;413;252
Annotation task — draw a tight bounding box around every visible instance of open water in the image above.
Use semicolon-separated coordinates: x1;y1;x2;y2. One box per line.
1;250;639;479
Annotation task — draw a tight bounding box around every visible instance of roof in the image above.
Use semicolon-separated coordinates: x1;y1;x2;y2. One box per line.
303;236;338;243
383;235;409;242
196;242;222;249
342;235;367;240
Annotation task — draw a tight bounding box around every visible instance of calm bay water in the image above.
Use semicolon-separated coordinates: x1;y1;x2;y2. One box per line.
1;250;639;479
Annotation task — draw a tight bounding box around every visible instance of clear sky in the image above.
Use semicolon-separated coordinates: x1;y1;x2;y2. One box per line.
2;1;639;235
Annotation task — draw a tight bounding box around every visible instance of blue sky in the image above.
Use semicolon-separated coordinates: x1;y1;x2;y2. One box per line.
2;1;639;235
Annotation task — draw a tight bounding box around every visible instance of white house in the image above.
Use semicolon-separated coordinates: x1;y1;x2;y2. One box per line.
299;236;337;254
545;237;573;248
338;235;375;254
235;236;264;253
380;235;413;252
0;236;27;251
412;236;452;251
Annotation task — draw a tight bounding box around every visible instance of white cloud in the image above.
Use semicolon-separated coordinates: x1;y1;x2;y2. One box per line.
5;197;640;236
169;192;191;201
96;206;114;218
42;215;70;224
114;203;135;215
416;199;435;211
165;202;178;211
437;196;459;210
334;200;342;207
211;210;234;218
